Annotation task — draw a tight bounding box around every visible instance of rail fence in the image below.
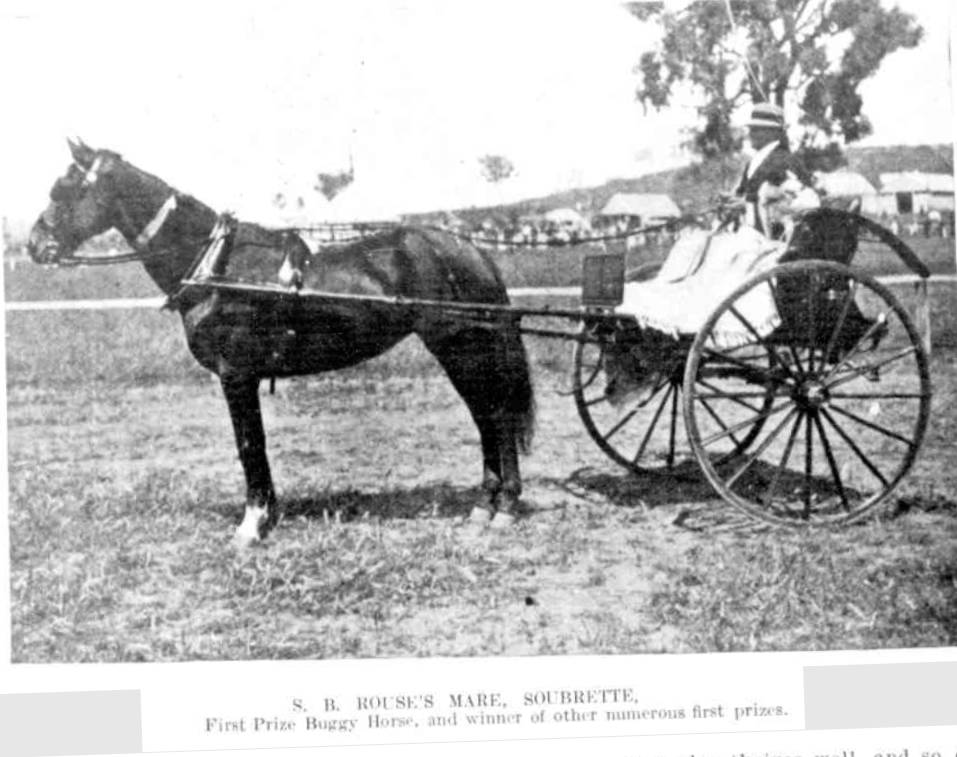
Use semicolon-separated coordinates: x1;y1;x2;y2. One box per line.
4;275;955;312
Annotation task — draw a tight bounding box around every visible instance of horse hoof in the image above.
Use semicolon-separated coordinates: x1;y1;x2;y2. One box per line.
232;529;261;549
465;507;492;530
490;511;516;530
235;505;271;548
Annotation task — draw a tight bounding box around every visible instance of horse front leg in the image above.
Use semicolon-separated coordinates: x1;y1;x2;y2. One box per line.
219;368;277;547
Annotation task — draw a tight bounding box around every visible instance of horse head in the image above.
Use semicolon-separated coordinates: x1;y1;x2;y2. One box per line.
27;139;130;264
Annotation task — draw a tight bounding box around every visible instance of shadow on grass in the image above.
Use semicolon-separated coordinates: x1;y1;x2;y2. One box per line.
559;463;715;509
277;482;484;524
553;458;936;533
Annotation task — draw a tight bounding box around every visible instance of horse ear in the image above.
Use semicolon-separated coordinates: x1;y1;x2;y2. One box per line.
67;137;95;167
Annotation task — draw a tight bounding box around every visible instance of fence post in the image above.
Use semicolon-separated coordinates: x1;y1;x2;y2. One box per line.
914;278;932;359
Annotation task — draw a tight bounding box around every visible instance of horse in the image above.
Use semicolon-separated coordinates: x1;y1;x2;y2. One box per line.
27;139;535;546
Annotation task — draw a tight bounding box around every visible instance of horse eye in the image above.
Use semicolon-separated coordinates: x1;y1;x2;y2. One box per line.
50;179;74;202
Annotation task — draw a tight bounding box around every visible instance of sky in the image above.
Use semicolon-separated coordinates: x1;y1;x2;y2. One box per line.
0;0;953;228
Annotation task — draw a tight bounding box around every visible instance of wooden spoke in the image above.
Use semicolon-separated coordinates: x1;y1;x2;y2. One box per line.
702;347;773;376
768;277;807;376
822;314;890;380
822;280;858;363
828;391;925;400
579;363;603;391
825;346;919;391
765;410;804;506
694;390;785;401
725;408;798;489
698;397;742;449
668;380;679;467
729;304;799;382
803;412;814;518
806;269;818;374
602;403;644;442
812;412;850;512
827;404;915;447
820;408;890;487
632;382;675;463
698;402;791;448
696;378;765;413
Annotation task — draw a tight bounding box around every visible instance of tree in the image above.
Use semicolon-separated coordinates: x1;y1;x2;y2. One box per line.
478;154;516;184
629;0;923;159
315;156;355;201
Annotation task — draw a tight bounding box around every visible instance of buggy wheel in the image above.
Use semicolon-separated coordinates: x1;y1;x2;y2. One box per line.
683;260;931;527
573;322;771;474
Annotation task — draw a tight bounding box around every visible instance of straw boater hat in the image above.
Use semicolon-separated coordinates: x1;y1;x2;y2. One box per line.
747;103;786;130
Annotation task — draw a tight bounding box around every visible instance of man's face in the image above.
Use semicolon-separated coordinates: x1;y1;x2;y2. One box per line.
748;126;781;150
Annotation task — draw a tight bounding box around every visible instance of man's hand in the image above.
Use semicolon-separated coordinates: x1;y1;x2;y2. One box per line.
713;193;746;228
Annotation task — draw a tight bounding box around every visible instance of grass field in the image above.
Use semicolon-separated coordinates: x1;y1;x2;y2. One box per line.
5;239;957;661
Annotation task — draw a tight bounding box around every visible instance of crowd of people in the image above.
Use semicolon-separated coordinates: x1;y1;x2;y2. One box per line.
882;209;954;239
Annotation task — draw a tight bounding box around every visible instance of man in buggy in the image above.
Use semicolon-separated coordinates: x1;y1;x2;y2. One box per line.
615;102;820;340
730;102;821;240
605;103;858;405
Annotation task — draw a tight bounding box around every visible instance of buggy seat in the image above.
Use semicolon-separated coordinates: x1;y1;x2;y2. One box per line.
616;226;786;346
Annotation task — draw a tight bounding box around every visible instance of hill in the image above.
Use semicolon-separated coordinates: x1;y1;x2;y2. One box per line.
422;143;953;226
845;143;953;187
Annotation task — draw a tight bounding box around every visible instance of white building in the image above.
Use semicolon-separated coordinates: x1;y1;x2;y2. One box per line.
874;172;954;216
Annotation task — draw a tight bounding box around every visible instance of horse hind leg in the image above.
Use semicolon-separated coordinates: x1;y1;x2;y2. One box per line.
421;324;534;528
461;419;503;527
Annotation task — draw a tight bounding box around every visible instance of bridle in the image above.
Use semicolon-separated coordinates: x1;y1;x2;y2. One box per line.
46;153;187;267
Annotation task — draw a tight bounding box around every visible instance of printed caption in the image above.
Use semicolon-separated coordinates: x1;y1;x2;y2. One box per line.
202;686;792;739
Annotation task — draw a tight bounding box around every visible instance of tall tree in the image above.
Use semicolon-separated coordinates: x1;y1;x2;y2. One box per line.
628;0;922;158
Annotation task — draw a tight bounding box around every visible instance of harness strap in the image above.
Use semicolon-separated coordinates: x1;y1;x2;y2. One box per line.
133;194;178;251
82;155;105;187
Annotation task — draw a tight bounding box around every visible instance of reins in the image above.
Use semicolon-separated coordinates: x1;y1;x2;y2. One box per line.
55;247;185;266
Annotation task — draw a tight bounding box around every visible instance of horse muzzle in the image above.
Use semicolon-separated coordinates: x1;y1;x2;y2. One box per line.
26;220;64;265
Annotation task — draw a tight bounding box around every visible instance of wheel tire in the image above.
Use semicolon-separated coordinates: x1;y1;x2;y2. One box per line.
683;260;931;527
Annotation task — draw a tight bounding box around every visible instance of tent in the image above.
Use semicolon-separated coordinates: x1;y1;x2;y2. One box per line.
597;193;681;222
815;170;876;198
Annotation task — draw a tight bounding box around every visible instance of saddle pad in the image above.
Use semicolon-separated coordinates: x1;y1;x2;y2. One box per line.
617;228;786;347
191;220;308;289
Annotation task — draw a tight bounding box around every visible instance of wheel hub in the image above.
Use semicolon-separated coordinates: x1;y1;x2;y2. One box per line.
795;380;829;409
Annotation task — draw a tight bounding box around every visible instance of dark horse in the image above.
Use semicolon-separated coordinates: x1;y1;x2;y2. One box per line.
28;140;535;545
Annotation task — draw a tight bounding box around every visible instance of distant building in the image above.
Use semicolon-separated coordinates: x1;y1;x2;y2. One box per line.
596;193;681;227
874;172;954;216
817;170;876;197
544;207;588;230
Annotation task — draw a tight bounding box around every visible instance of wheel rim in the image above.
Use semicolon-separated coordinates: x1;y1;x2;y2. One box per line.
684;260;931;526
